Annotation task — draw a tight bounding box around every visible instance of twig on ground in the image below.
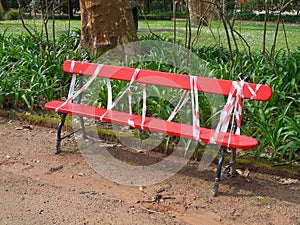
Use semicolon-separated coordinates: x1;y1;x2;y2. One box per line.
139;206;165;215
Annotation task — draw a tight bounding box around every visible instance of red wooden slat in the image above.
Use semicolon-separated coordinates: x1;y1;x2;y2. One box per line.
63;60;272;101
45;101;258;150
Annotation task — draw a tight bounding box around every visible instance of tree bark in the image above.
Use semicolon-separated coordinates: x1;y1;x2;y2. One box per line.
1;0;9;11
79;0;137;55
187;0;218;25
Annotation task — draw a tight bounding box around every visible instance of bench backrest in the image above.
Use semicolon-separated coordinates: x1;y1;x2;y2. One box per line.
63;60;272;101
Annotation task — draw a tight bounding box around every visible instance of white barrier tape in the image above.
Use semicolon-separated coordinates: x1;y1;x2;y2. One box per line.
56;63;103;112
67;74;77;99
190;76;200;141
141;84;147;129
67;60;77;99
100;68;140;122
210;79;261;147
107;79;113;110
127;88;135;127
167;90;190;122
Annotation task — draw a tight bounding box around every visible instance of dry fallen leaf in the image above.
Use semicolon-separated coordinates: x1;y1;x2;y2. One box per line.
278;178;298;185
236;168;252;182
245;177;253;183
15;125;33;130
23;125;33;130
156;187;165;193
236;168;250;177
139;186;146;192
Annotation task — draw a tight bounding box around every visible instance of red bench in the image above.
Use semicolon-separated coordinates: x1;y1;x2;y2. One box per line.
45;60;272;196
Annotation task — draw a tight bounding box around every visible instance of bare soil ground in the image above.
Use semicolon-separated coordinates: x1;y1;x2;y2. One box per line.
0;116;299;225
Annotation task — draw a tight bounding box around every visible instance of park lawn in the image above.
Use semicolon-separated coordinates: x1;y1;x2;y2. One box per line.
138;19;300;52
0;19;299;52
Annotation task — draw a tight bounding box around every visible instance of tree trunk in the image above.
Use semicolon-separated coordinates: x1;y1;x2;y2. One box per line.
187;0;219;25
79;0;137;55
1;0;9;11
61;0;74;19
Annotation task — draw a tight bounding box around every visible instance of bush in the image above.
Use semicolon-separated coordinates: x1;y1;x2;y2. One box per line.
228;10;300;23
4;9;20;20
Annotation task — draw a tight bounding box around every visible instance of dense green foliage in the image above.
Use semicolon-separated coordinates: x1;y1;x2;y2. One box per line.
0;29;299;163
140;10;300;23
0;30;81;112
4;8;20;20
229;11;300;23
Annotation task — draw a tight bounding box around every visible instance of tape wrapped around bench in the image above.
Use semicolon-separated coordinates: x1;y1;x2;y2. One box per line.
45;100;259;150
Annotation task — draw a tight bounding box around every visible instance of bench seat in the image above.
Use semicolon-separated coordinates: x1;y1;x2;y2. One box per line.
45;100;258;150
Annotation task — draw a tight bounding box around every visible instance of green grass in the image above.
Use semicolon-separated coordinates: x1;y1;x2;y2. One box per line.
0;19;80;37
1;19;300;52
138;20;300;52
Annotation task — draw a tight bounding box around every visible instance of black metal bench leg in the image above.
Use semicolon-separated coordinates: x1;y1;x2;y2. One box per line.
79;116;87;139
229;148;237;176
223;148;237;177
55;113;67;154
211;146;226;197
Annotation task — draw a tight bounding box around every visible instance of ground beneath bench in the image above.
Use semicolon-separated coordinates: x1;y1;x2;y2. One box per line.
0;117;299;225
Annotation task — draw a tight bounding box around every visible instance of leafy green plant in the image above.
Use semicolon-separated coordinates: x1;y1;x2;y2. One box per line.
0;31;80;112
281;115;300;161
4;9;20;20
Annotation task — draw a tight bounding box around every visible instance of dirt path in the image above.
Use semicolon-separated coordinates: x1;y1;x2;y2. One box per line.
0;116;299;225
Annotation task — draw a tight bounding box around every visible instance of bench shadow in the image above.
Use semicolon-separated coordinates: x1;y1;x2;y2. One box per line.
177;162;300;204
60;135;299;205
